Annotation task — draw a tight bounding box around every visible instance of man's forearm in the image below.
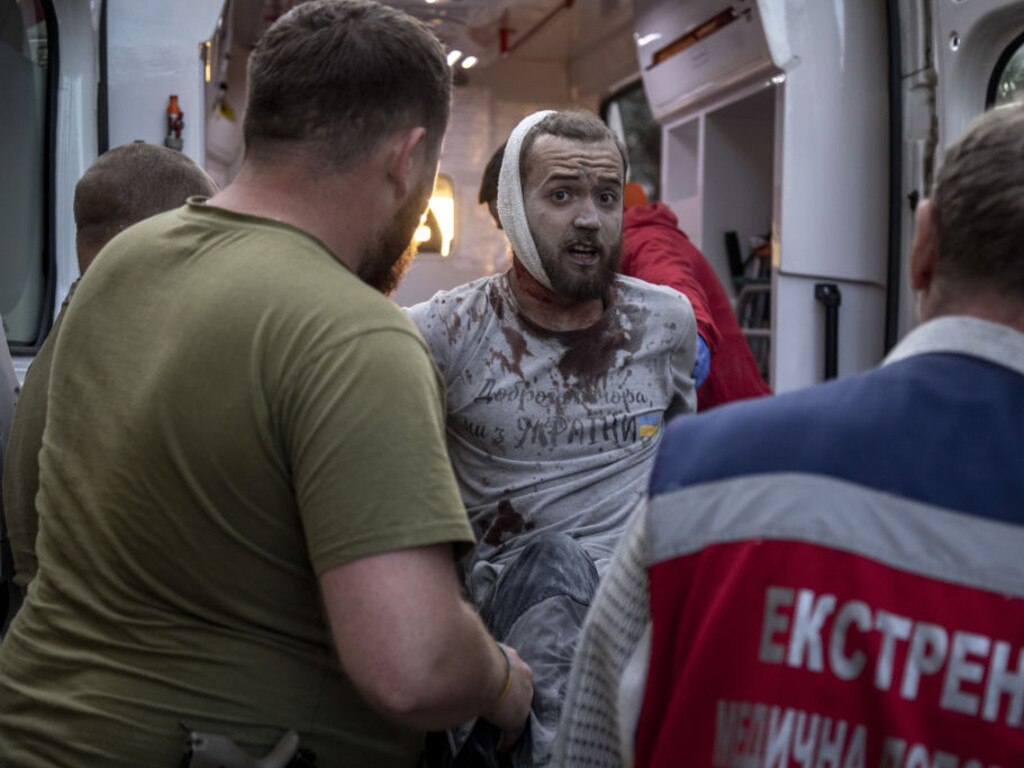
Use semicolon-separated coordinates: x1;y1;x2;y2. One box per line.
378;599;509;730
319;545;530;734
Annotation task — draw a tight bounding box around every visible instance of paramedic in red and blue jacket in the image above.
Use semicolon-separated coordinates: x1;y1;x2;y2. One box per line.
554;104;1024;768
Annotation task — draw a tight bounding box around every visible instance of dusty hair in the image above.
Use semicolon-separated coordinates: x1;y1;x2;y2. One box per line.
932;105;1024;300
520;110;629;180
243;0;451;170
74;142;216;253
479;142;506;206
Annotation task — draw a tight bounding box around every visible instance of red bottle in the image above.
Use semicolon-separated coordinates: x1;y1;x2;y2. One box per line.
165;95;184;150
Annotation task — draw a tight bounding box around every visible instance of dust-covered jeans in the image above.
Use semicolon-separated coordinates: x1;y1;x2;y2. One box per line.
472;532;601;767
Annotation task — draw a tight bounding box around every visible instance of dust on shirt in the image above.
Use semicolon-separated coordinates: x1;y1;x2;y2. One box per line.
407;272;697;581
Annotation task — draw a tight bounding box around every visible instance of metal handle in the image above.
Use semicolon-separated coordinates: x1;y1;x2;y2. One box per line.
814;283;842;380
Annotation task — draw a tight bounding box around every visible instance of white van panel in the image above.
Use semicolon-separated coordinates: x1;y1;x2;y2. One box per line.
105;0;222;168
51;0;100;312
931;1;1024;156
772;275;886;393
635;0;774;120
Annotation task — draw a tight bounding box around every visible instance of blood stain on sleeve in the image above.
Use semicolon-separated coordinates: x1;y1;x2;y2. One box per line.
446;312;462;344
487;285;506;321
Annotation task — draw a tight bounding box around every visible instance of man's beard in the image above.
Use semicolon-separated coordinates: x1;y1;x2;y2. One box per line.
538;236;622;301
359;190;427;295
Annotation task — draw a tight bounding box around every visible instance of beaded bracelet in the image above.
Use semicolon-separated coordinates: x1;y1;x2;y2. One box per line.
494;644;513;706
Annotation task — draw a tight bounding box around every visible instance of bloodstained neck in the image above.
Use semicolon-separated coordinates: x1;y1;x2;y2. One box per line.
509;257;605;332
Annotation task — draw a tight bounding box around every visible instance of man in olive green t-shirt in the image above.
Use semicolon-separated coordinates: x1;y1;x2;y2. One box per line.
2;142;217;596
0;320;17;634
0;3;533;766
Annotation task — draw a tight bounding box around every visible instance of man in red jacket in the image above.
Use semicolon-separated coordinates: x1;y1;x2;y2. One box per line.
621;183;770;410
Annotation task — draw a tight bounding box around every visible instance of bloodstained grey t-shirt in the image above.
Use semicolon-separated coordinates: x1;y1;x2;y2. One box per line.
407;272;696;591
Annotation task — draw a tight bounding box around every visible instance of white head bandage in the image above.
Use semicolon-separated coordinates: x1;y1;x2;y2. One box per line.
497;110;555;290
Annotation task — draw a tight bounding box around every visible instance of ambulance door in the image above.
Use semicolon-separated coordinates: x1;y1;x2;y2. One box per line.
894;0;1024;340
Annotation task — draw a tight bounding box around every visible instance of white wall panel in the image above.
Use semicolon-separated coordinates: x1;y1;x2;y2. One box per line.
773;1;888;285
769;0;890;389
106;0;222;169
931;1;1024;158
772;275;886;393
52;0;98;308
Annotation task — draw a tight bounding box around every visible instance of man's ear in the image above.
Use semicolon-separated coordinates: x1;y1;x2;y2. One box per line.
386;126;428;199
909;198;940;293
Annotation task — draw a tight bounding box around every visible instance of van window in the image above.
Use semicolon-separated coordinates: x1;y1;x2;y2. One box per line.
0;0;53;350
988;33;1024;108
602;81;661;202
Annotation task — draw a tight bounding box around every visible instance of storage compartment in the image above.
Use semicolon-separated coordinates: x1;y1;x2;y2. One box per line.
648;0;890;392
701;86;775;301
634;0;773;120
662;83;777;382
662;118;702;246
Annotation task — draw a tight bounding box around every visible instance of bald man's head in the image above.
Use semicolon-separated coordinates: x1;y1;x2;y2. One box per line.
74;143;217;273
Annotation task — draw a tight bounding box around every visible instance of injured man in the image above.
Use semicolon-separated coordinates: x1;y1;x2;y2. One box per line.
407;109;697;766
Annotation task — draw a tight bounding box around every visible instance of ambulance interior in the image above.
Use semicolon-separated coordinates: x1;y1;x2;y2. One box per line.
3;0;1024;396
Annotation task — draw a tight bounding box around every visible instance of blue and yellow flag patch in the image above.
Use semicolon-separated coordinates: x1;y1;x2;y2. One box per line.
637;412;661;439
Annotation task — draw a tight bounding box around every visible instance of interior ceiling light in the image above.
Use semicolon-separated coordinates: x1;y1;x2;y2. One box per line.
447;49;463;66
461;55;478;69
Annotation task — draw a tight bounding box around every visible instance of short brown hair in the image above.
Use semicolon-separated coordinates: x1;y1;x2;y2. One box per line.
479;142;506;206
74;142;216;252
932;105;1024;300
520;110;629;181
243;0;452;169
